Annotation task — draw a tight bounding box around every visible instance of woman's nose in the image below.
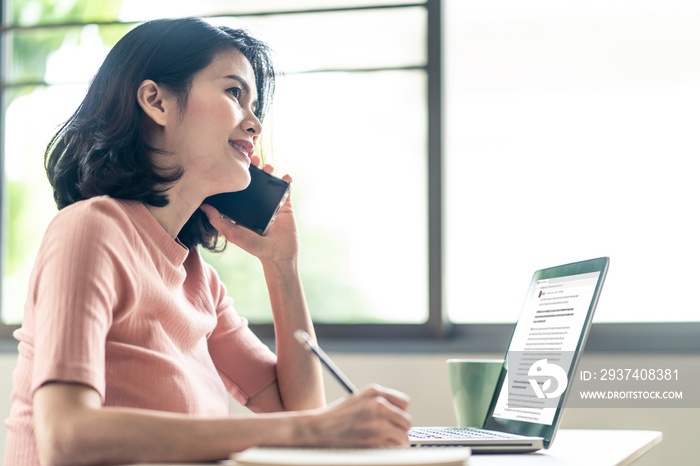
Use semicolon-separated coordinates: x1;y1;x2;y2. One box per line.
245;111;263;136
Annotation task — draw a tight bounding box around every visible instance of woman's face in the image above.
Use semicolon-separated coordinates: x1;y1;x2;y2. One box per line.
167;49;262;199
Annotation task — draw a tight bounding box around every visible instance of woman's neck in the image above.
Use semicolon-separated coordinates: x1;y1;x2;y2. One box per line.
144;185;201;240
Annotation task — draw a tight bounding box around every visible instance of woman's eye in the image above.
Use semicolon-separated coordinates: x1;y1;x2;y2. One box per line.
227;87;242;99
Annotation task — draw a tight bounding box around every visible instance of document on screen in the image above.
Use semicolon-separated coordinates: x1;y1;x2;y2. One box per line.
492;272;600;425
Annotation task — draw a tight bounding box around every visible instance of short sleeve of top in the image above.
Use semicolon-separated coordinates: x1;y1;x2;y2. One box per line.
14;196;277;412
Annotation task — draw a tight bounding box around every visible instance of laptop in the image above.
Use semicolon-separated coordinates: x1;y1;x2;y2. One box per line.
409;257;609;453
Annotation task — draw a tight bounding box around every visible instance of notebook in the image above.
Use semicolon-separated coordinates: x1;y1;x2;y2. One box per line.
409;257;609;453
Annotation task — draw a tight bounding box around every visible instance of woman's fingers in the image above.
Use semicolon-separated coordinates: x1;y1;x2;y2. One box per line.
366;384;411;413
249;155;274;175
306;384;412;448
200;203;232;228
199;203;253;244
360;386;412;435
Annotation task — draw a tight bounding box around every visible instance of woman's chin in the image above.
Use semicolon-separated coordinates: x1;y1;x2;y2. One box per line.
216;169;251;194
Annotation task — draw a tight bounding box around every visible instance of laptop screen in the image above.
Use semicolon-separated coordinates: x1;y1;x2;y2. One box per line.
483;257;609;448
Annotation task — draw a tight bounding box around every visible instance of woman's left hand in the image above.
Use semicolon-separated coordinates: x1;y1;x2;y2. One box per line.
200;156;299;264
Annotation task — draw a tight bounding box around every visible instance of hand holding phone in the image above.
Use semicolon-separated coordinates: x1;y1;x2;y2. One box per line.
204;165;291;236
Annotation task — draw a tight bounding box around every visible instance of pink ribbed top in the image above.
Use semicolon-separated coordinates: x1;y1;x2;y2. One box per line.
3;196;277;465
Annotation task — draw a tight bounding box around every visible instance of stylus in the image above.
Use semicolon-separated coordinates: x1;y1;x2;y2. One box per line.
294;329;358;394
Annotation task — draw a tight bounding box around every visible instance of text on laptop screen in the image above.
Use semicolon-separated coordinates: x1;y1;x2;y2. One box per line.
492;271;601;426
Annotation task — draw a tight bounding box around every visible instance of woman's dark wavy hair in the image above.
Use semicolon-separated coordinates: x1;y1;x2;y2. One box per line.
44;17;276;250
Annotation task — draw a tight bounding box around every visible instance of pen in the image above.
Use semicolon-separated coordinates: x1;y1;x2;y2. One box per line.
294;329;358;394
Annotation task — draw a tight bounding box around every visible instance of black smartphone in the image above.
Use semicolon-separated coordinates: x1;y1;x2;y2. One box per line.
204;165;291;236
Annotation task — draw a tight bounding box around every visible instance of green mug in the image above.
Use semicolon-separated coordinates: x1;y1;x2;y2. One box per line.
447;359;503;428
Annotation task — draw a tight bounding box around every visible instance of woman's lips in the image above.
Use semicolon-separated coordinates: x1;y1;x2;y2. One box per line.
229;139;254;159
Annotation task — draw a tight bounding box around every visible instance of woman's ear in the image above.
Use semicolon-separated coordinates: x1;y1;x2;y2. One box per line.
136;80;173;127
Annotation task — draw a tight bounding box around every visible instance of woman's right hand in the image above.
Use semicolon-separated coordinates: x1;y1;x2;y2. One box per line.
297;384;412;448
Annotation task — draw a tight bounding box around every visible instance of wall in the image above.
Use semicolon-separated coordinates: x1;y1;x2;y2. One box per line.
1;352;696;464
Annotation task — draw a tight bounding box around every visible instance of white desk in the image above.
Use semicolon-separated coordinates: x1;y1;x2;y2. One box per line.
470;429;662;466
130;429;662;466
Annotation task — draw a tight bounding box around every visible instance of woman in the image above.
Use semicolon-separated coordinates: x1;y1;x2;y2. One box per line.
4;17;411;465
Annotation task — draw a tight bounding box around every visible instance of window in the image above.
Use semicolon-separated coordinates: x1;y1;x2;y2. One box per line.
2;0;698;350
2;1;131;328
443;0;700;325
200;6;430;326
1;1;434;337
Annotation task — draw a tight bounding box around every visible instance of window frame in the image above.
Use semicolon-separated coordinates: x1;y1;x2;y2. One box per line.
0;0;9;340
0;0;697;353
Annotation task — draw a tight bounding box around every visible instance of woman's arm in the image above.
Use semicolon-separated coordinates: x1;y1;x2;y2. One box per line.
261;255;325;411
34;382;411;465
201;207;325;413
33;382;288;465
201;159;324;412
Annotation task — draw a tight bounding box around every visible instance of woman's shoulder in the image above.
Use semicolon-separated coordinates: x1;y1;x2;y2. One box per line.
49;195;137;240
33;197;142;276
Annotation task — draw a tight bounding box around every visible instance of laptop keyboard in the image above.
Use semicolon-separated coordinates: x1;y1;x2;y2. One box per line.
409;427;519;440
